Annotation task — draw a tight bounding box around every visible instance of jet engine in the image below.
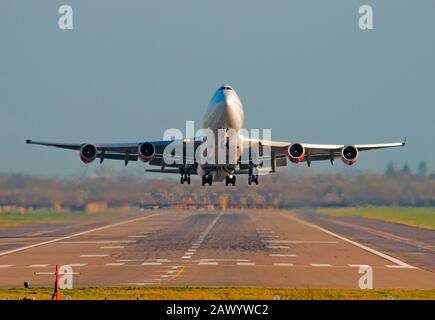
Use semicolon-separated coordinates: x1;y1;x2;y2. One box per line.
287;143;305;163
138;142;156;162
341;145;359;165
80;144;97;163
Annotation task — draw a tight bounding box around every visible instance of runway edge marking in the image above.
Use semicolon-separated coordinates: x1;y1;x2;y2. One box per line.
0;212;163;257
286;214;417;269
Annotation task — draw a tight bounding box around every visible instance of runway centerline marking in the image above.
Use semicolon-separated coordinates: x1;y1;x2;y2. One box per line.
286;214;417;269
105;262;125;266
0;265;13;268
273;263;293;267
0;212;163;257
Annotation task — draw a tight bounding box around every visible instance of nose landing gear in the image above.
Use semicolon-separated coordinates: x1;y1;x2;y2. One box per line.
248;174;259;185
180;174;191;184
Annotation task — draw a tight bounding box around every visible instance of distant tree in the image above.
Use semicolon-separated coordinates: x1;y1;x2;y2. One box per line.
385;161;396;176
417;160;428;177
401;163;412;176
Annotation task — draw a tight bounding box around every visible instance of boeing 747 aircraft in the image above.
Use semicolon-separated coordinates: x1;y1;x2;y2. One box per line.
26;85;405;186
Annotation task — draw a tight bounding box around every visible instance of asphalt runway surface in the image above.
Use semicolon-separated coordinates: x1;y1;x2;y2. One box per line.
0;209;434;289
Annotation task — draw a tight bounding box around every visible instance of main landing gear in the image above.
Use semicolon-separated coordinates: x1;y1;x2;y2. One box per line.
202;174;213;186
248;175;258;185
179;167;191;184
225;175;236;186
180;173;191;184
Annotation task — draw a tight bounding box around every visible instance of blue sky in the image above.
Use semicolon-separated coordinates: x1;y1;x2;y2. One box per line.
1;1;434;177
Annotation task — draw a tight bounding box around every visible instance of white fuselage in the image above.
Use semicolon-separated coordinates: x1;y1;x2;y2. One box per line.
200;85;245;180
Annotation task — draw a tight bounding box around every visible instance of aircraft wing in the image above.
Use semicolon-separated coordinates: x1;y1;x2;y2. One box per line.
25;139;201;168
245;138;406;166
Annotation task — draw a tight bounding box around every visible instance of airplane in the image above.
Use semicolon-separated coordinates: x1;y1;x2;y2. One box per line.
26;85;405;186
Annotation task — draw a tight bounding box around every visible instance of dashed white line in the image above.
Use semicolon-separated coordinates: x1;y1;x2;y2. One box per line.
100;246;124;249
67;263;88;267
28;264;50;268
236;262;256;266
141;262;162;266
61;240;136;244
199;262;218;265
0;265;13;268
311;264;331;267
105;262;125;266
273;263;293;267
181;256;192;259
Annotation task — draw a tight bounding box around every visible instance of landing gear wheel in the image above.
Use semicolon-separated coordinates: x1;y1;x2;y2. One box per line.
202;175;212;186
180;173;191;185
225;175;236;186
249;175;258;185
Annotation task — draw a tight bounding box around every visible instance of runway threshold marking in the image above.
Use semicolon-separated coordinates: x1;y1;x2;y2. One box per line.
287;214;417;269
0;212;163;257
311;264;331;267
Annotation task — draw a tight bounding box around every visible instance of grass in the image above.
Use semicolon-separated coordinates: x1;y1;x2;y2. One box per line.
0;210;120;229
0;287;434;300
312;207;435;230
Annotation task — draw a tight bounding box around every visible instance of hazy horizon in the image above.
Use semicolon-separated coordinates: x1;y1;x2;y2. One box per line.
1;1;434;177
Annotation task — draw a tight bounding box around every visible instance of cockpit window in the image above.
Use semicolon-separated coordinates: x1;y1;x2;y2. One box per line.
221;86;232;91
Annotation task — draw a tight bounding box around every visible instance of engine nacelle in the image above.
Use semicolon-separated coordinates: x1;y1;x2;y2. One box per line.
287;143;305;163
341;145;359;165
138;142;156;163
80;144;97;164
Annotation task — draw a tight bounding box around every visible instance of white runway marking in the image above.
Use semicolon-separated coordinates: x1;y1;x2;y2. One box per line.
28;264;50;268
288;215;417;269
188;249;196;252
311;264;331;267
80;254;108;258
171;266;180;269
67;263;88;267
273;263;293;267
269;254;296;257
141;262;162;266
105;262;125;266
266;246;290;249
199;262;218;265
236;262;256;266
117;259;142;262
0;212;163;257
266;240;339;244
61;240;136;244
0;265;13;268
128;235;148;238
100;246;124;249
181;256;192;259
185;252;194;255
155;259;169;262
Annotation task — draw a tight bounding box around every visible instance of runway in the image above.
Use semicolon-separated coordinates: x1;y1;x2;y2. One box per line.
0;209;434;289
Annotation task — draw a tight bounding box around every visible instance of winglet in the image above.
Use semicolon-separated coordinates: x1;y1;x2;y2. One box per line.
25;139;32;144
402;136;407;146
